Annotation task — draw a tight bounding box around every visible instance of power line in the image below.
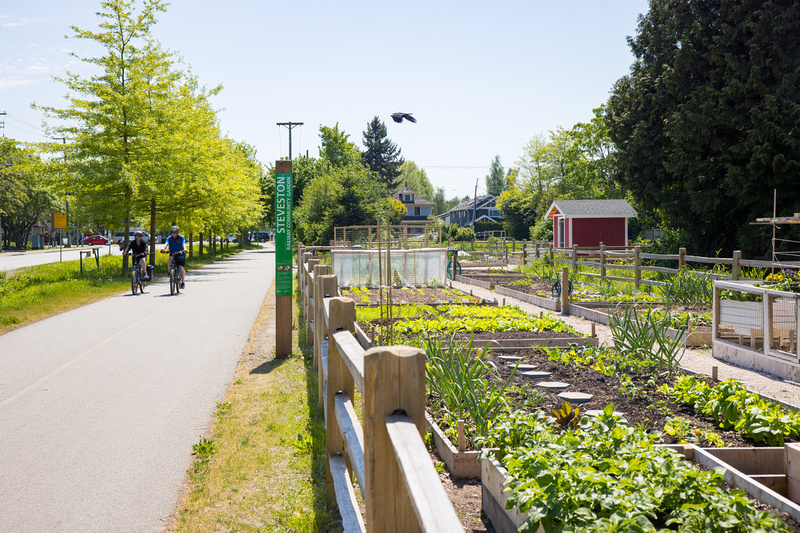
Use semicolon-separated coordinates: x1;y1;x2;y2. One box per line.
276;122;303;160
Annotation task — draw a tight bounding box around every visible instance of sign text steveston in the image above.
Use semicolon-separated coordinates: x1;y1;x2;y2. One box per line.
275;172;293;296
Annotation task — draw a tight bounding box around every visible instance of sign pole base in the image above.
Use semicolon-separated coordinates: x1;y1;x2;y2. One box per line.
276;295;292;358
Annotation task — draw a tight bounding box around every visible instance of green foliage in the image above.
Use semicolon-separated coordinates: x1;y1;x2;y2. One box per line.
663;376;800;446
609;305;686;375
657;269;714;307
650;310;711;329
606;0;800;256
550;401;580;430
485;155;508;197
394;305;578;337
0;139;58;249
425;332;517;440
529;218;553;243
396;161;434;200
361;116;403;190
480;407;788;533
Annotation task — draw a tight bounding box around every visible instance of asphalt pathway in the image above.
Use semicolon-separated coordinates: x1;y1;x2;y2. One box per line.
0;246;275;532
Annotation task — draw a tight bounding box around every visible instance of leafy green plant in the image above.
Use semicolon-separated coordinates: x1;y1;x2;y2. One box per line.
551;401;580;430
425;332;519;439
663;416;694;443
664;375;800;446
610;304;686;375
481;405;788;533
658;268;714;306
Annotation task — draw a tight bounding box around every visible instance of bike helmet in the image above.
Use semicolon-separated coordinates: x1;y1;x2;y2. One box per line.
170;226;179;232
134;231;143;237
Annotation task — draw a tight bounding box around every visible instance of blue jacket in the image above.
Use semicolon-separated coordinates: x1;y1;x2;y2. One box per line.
166;235;186;254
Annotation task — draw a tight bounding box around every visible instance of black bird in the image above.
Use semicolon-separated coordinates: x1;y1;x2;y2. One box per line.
391;112;417;124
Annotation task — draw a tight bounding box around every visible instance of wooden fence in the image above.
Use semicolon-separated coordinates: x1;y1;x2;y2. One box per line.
297;243;463;532
508;242;800;289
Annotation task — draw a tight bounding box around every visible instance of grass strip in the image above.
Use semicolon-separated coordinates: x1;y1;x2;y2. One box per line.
168;278;338;533
0;244;254;335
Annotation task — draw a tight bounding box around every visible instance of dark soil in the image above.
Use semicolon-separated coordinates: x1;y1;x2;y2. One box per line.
341;286;483;305
487;348;755;447
428;450;495;532
494;278;557;297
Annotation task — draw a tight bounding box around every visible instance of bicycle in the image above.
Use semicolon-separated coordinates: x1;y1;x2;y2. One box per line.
126;252;148;295
161;250;184;295
551;278;574;298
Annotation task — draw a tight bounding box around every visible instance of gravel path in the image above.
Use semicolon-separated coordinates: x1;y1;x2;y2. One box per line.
451;279;800;409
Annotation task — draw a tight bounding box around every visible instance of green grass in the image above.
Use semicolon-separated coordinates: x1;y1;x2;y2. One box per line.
0;243;254;334
169;275;338;533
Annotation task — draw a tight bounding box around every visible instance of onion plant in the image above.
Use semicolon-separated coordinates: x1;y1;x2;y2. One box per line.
609;304;686;375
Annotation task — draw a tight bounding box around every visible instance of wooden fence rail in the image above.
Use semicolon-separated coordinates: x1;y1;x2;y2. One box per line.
297;243;463;532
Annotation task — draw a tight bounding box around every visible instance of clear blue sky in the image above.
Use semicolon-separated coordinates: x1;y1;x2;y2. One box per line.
1;0;649;200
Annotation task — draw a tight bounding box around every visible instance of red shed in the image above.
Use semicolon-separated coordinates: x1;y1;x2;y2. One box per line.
544;199;636;248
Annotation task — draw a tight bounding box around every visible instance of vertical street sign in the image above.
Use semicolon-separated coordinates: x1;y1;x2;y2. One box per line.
275;160;293;357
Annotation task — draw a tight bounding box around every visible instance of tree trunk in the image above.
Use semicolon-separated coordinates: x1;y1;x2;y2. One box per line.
188;231;193;258
199;232;203;256
122;188;131;271
149;197;157;266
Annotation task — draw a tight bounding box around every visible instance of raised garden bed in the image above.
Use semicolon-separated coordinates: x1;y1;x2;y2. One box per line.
482;445;800;533
340;285;484;305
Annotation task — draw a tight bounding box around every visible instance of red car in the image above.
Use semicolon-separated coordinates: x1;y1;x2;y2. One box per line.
83;235;110;245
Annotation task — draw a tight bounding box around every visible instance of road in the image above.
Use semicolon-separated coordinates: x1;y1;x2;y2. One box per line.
0;246;275;532
0;245;122;271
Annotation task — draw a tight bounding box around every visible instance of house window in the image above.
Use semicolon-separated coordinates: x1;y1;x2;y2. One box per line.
558;218;565;247
414;207;421;216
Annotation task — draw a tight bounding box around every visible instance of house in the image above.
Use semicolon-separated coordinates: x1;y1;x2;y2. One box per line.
544;199;636;248
439;195;503;227
392;184;434;223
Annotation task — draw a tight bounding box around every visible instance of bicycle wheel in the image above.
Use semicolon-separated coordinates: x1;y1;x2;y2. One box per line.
131;270;138;295
170;270;176;295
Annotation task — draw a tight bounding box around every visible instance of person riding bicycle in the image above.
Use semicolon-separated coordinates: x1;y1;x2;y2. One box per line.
164;226;187;289
123;231;150;280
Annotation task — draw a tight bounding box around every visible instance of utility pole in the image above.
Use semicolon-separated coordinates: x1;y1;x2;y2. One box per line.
0;111;6;138
276;122;303;160
472;178;478;231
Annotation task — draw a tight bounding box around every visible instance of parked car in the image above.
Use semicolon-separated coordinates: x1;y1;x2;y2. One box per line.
83;235;110;245
114;231;158;249
254;231;271;243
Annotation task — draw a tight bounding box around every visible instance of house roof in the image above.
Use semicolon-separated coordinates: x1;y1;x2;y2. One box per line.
392;186;434;206
443;194;496;215
544;199;636;220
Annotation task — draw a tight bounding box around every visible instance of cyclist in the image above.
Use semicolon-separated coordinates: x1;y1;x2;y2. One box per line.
122;231;150;280
164;225;187;289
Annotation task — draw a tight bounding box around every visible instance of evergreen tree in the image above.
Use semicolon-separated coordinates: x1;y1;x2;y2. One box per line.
606;0;800;256
485;155;506;196
361;116;403;190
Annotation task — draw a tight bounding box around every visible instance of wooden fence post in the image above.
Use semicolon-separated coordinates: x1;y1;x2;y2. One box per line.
548;243;554;262
634;245;641;289
599;242;606;282
364;345;426;533
305;259;319;345
302;253;313;319
561;267;570;316
522;240;528;265
504;242;508;264
732;250;742;280
326;298;357;506
312;265;329;371
679;247;687;269
318;274;338;400
571;243;578;272
534;240;540;259
403;225;408;250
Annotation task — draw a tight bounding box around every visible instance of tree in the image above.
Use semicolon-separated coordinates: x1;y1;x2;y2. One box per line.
397;161;434;200
606;0;800;256
485;155;507;196
361;116;403;190
0;139;58;249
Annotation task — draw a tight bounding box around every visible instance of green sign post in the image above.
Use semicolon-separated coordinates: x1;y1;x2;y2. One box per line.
275;160;293;357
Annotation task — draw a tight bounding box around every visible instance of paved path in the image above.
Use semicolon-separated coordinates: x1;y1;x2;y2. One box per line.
0;246;275;532
452;279;800;408
0;245;122;271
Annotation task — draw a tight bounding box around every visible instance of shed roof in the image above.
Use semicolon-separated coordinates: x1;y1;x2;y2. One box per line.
544;199;636;220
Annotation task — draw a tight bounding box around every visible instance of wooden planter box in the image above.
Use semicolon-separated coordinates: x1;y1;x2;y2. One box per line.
455;274;494;290
494;285;560;312
425;413;481;478
482;445;800;532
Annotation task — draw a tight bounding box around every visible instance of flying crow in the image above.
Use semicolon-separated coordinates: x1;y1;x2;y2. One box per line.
391;112;417;124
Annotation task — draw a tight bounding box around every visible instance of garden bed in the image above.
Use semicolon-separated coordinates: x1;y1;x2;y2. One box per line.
340;285;484;305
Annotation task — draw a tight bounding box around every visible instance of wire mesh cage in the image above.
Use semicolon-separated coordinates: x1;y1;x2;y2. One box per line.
333;224;441;249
